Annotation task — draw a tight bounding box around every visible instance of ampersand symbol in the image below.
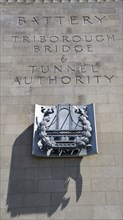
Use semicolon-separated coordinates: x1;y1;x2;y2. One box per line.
61;55;67;63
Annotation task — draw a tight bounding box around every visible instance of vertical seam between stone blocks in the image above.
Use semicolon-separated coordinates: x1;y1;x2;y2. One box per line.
90;178;93;191
51;191;53;207
105;191;108;205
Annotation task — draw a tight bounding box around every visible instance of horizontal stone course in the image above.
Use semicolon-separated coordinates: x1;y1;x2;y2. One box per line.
81;166;122;178
97;132;122;144
100;122;122;132
91;178;118;191
82;155;116;166
96;103;122;113
26;167;52;180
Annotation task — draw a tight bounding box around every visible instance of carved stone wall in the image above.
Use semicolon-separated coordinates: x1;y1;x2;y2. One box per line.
0;2;122;220
0;0;122;2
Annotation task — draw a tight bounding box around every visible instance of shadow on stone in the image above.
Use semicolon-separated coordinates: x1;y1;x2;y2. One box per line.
6;124;83;217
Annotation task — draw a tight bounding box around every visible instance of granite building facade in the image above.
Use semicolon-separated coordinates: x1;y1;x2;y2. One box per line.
0;1;122;219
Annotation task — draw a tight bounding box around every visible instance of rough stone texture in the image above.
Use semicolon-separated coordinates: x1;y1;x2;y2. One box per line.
0;2;122;220
0;0;122;2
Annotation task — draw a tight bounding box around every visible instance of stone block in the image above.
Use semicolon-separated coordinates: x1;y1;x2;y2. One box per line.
81;167;103;179
10;168;26;181
3;124;27;135
1;194;24;208
64;167;78;179
37;206;65;220
91;178;118;192
12;156;40;168
86;94;108;104
114;155;122;166
0;115;18;124
93;205;122;219
96;112;122;123
77;192;106;205
100;122;122;132
65;205;93;219
1;145;13;158
64;177;91;192
1;96;32;105
103;166;122;178
97;132;122;144
38;180;65;193
98;143;122;155
98;7;116;14
0;169;10;181
63;95;79;104
8;180;38;194
52;191;106;206
0;181;8;195
0;208;12;220
108;94;122;103
0;207;37;220
82;155;115;166
117;178;123;191
26;168;52;180
24;193;51;207
81;166;122;179
11;144;28;157
51;167;65;179
1;134;16;146
106;192;122;205
0;156;11;169
51;167;78;179
97;104;122;113
108;86;122;95
64;158;82;167
51;192;68;207
0;56;13;64
39;158;64;168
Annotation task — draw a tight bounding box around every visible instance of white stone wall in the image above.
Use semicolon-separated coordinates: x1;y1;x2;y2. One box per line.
0;2;122;220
